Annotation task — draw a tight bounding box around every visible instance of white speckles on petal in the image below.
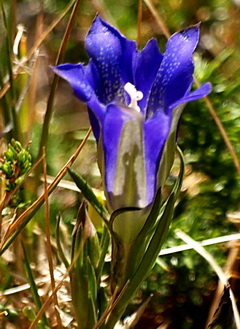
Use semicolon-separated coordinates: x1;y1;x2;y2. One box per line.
86;15;137;106
146;25;200;117
87;28;124;104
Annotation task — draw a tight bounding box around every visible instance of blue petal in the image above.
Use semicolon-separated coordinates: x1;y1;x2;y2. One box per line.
52;63;106;139
144;110;171;204
147;24;200;117
169;82;212;110
101;103;147;210
84;59;104;99
87;96;106;140
134;39;163;112
52;63;94;102
86;15;136;105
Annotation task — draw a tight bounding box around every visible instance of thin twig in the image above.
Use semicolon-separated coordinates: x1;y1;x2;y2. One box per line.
200;93;240;175
42;148;63;329
0;82;10;100
143;0;171;38
29;0;77;60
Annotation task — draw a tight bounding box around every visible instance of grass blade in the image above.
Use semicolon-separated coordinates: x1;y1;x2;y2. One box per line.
22;243;50;328
68;167;109;226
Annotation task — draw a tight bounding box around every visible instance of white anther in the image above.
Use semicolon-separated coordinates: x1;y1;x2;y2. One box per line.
124;82;143;112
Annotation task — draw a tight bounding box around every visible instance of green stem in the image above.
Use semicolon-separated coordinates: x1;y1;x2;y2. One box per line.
101;194;175;329
22;243;49;327
0;72;11;129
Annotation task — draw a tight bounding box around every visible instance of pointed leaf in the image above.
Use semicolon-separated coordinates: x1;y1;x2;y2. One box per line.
103;192;176;328
22;244;49;327
68;167;109;226
70;270;89;329
87;256;98;302
56;215;70;268
96;226;110;281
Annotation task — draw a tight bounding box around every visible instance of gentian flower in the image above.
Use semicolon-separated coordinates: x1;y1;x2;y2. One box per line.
52;16;211;222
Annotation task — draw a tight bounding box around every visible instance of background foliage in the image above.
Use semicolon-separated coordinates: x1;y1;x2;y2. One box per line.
0;0;240;328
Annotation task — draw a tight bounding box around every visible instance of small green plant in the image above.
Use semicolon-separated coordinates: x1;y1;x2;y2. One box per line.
0;139;32;208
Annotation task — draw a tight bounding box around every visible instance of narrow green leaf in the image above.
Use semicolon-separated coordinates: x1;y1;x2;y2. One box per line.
96;226;110;282
85;215;101;270
68;167;109;226
55;214;70;268
123;146;184;276
70;270;89;329
70;255;98;329
22;306;36;322
109;189;161;289
22;244;49;328
87;256;98;304
134;188;162;244
98;287;108;319
87;295;98;328
102;192;176;329
70;202;99;329
173;145;185;198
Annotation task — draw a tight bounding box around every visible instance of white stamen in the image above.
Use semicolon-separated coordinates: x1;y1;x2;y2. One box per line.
13;24;25;56
124;82;143;112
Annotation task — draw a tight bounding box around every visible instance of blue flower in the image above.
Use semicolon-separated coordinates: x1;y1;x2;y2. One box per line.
52;15;211;213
